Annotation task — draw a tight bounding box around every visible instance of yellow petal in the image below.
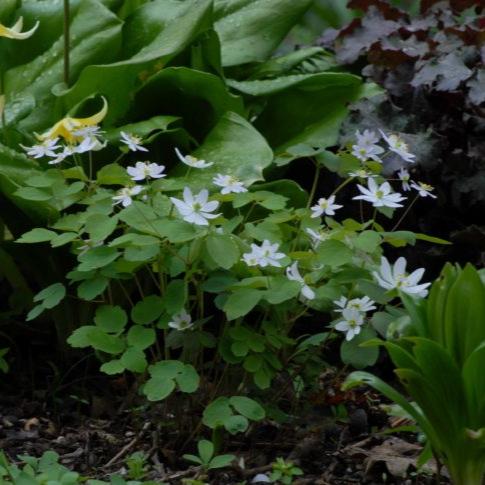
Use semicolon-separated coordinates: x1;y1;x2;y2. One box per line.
0;17;39;40
72;96;108;127
38;97;109;142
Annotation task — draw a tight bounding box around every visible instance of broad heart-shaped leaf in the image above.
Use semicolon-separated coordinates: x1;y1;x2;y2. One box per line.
59;0;213;125
94;305;128;333
177;112;273;190
143;360;199;401
224;288;262;321
229;396;265;421
202;397;233;429
214;0;313;66
340;327;379;369
4;0;122;132
133;67;244;140
228;73;363;166
131;295;164;325
205;234;240;269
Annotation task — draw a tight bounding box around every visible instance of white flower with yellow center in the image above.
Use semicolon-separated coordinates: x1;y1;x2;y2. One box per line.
311;195;343;218
112;186;144;207
411;181;437;199
120;131;148;152
351;129;384;162
213;174;247;194
379;130;415;163
335;308;364;341
168;310;193;331
20;138;60;159
242;240;286;268
175;148;213;169
373;256;430;297
353;178;406;208
334;296;376;313
170;187;220;226
127;162;166;181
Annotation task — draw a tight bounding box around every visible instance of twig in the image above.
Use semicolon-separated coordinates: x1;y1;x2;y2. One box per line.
103;422;150;468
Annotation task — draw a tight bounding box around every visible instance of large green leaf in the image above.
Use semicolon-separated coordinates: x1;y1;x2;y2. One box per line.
133;67;244;140
168;111;273;190
4;0;123;131
214;0;313;66
228;73;363;165
59;0;213;125
0;143;54;221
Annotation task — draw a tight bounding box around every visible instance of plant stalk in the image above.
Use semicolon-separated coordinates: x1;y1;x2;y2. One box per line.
63;0;70;86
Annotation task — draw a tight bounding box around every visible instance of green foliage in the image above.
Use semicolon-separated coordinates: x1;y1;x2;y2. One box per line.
182;439;235;471
0;450;161;484
344;264;485;485
269;457;303;484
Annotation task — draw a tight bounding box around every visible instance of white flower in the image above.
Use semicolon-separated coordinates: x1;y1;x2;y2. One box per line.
305;227;329;249
410;181;437;199
286;262;315;300
20;138;60;158
175;147;213;169
311;195;343;218
47;145;76;165
373;256;430;297
348;169;378;179
120;131;148;152
72;125;104;138
170;187;220;226
112;185;144;207
353;178;406;208
127;161;166;181
334;296;376;313
379;130;415;163
335;308;364;341
213;174;247;194
168;310;193;331
397;167;412;191
75;136;107;153
242;240;286;268
351;129;384;162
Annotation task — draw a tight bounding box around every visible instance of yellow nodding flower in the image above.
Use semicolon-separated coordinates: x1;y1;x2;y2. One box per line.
37;96;108;143
0;17;39;40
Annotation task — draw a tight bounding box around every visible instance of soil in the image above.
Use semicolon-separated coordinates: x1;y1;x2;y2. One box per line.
0;372;448;485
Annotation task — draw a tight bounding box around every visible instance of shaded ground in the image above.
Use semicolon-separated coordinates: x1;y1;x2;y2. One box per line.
0;377;447;484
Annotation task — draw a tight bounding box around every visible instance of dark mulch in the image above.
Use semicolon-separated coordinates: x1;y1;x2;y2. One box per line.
0;377;448;484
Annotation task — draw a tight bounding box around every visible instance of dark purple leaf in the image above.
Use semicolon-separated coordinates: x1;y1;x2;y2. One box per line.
467;70;485;105
335;7;401;64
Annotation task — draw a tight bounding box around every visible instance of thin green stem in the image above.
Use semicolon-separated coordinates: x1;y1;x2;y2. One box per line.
391;194;419;232
306;160;321;209
63;0;70;86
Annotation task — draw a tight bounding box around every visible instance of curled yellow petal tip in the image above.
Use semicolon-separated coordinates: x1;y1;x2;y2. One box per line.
38;96;109;143
0;17;39;40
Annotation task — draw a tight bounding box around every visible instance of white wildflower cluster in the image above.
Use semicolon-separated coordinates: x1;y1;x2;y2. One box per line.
242;240;286;268
21;120;106;165
333;296;376;341
348;129;436;207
